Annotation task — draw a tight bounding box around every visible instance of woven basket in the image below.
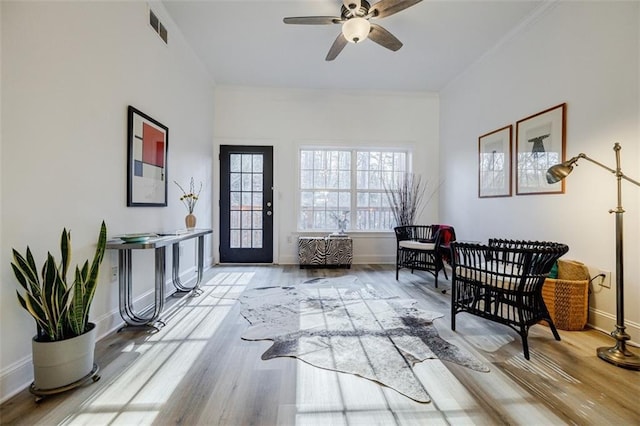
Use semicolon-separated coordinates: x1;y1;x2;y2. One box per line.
542;259;590;331
542;278;589;330
557;260;590;281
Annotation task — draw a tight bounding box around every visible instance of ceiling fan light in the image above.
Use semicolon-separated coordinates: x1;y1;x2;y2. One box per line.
342;17;370;43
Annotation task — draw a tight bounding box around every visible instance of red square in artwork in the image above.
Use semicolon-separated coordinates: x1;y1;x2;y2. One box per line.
142;123;165;167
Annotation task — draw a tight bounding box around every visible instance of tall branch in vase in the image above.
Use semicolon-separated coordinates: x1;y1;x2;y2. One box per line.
174;177;203;214
384;173;433;227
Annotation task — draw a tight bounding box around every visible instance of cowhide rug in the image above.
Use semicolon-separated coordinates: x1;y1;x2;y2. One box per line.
239;275;489;403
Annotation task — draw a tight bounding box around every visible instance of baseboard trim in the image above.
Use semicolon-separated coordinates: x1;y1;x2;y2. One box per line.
588;307;640;346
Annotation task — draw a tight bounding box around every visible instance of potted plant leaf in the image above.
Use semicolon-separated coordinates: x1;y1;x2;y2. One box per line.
11;221;107;395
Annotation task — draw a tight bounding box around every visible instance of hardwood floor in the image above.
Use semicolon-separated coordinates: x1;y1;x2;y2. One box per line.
1;264;638;425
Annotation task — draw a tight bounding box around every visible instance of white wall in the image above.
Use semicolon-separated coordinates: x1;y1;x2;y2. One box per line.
440;2;640;341
213;86;440;264
0;1;215;401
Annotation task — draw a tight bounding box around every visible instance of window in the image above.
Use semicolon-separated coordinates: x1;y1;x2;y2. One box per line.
299;148;409;231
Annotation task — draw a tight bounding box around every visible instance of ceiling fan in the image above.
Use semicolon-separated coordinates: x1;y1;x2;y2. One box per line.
283;0;423;61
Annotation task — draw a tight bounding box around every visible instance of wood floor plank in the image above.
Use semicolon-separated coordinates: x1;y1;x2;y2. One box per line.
1;265;638;426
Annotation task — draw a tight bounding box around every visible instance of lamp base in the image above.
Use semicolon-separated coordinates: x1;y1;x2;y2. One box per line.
597;345;640;370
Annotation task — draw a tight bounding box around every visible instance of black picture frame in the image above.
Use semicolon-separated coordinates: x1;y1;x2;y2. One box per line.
127;106;168;207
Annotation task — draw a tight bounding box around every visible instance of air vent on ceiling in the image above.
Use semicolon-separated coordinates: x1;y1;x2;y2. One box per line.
149;9;168;44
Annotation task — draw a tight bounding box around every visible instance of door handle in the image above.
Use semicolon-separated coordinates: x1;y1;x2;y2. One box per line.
266;211;272;216
266;201;272;207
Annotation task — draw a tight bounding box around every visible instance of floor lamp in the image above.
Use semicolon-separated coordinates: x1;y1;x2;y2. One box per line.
546;143;640;370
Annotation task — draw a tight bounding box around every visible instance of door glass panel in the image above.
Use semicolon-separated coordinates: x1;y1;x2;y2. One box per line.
242;154;252;172
242;192;252;208
230;211;240;228
230;230;240;248
252;174;263;191
230;154;241;172
242;211;251;228
252;212;262;228
230;173;241;191
242;174;252;191
252;230;263;248
252;155;263;172
252;193;263;209
230;192;241;209
227;153;265;249
241;230;251;248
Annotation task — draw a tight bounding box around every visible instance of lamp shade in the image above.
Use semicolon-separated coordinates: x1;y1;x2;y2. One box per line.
342;17;370;43
546;163;573;184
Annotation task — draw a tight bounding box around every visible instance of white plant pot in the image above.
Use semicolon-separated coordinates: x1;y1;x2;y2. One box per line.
31;323;97;391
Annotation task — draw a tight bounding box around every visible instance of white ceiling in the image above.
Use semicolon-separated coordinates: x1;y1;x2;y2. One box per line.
162;0;545;92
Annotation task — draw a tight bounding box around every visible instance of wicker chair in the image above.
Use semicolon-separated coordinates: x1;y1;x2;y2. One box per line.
450;239;569;360
394;225;455;288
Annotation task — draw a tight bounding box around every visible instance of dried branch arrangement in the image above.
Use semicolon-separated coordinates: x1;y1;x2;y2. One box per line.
384;173;434;227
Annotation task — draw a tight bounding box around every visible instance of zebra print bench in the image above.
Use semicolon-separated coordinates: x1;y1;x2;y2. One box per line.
298;236;352;268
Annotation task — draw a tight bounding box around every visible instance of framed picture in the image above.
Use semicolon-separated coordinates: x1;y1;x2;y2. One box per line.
516;103;566;195
127;106;168;206
478;125;512;198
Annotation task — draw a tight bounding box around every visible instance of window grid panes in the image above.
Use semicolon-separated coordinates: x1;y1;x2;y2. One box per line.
229;153;263;248
299;149;408;231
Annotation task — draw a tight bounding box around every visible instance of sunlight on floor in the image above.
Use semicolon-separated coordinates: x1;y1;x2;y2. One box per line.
57;272;251;426
289;280;566;425
293;285;446;425
43;269;565;425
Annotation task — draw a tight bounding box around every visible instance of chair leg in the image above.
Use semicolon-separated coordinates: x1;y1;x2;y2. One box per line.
541;305;561;341
521;332;530;360
548;319;561;341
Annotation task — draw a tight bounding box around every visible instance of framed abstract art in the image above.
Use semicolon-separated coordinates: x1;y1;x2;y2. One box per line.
127;106;168;206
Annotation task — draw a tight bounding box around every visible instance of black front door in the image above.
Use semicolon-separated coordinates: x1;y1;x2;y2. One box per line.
219;145;273;263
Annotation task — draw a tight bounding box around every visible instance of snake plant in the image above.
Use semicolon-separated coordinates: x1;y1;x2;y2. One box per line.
12;221;107;342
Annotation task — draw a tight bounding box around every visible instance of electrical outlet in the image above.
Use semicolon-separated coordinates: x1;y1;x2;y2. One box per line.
287;235;293;244
597;270;612;288
111;266;118;281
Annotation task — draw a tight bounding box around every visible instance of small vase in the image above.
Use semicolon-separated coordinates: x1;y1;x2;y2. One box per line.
185;214;196;230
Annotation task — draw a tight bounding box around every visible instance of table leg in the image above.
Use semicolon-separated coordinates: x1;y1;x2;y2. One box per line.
117;247;166;330
171;236;205;295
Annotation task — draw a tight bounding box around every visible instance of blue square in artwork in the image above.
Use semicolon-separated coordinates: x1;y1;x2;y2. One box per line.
134;160;143;177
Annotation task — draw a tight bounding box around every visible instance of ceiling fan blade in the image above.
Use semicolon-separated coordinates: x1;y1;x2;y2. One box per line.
369;24;402;51
283;16;341;25
370;0;422;19
325;33;349;61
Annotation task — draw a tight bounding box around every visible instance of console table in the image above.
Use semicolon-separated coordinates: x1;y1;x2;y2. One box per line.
298;236;352;268
106;229;212;329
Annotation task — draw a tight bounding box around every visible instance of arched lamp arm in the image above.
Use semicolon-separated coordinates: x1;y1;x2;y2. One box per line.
551;146;640;187
577;153;640;187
